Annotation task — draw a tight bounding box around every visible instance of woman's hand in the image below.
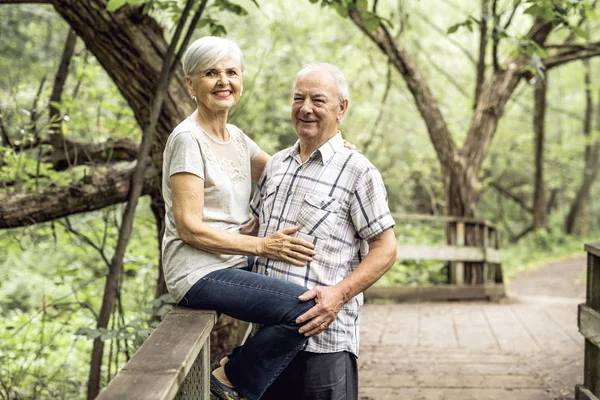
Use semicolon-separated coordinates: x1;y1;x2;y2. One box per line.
343;139;361;153
240;216;259;236
257;226;316;266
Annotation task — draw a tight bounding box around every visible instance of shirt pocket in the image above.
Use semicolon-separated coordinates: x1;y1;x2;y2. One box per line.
261;185;278;224
298;193;340;240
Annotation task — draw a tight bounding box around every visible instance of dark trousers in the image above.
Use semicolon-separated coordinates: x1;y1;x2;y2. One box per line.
261;351;359;400
179;267;316;400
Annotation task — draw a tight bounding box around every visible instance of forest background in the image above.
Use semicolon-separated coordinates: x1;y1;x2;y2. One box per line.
1;0;599;398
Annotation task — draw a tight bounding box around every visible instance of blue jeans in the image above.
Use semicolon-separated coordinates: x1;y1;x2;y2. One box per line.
179;267;315;400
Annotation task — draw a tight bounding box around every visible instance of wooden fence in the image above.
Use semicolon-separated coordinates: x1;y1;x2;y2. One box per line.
96;308;216;400
576;242;600;400
365;214;505;301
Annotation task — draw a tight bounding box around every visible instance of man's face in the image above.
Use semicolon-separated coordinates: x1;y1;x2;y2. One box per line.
291;69;347;143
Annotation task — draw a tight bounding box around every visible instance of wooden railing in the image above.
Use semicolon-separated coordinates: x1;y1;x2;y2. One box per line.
96;308;217;400
576;242;600;400
365;214;504;301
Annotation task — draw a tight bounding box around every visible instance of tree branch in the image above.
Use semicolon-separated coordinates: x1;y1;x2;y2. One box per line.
49;29;77;139
42;137;139;170
463;19;554;171
492;0;500;71
489;181;533;214
413;9;477;65
474;0;489;109
0;163;157;229
545;41;600;70
348;7;457;169
0;0;51;3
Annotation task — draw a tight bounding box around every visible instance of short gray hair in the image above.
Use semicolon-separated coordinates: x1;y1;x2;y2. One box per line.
182;36;244;77
293;62;350;105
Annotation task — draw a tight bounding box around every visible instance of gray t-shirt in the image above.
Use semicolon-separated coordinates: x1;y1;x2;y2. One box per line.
162;117;260;303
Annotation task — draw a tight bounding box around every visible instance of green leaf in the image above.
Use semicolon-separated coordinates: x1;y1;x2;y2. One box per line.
217;0;248;16
75;327;102;340
356;0;368;10
531;41;548;58
523;4;554;20
333;3;349;17
363;11;380;32
447;24;459;34
570;25;589;39
106;0;127;12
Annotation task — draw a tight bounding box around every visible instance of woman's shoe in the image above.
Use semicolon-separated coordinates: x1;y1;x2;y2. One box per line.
210;372;242;400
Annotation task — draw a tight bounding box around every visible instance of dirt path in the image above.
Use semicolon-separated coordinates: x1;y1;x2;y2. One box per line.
358;256;587;400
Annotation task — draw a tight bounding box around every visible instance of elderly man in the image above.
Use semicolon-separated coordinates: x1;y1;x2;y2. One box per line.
249;63;397;400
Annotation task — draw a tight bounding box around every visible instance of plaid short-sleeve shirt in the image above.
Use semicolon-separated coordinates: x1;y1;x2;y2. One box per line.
250;133;395;356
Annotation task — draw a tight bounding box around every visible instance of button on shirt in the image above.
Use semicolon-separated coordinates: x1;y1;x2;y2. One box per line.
250;133;395;356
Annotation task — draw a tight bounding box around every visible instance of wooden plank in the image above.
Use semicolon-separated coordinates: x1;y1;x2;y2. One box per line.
585;242;600;259
511;303;576;352
579;304;600;349
359;371;544;388
365;284;504;301
377;304;419;347
583;250;600;396
451;305;499;351
454;222;465;284
391;213;494;226
419;304;458;350
584;338;600;395
588;253;600;310
97;308;217;400
483;304;540;353
396;245;500;263
175;339;210;400
359;387;551;400
576;385;600;400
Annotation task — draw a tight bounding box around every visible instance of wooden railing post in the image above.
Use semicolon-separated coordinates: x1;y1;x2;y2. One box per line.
449;222;465;285
576;242;600;400
175;337;211;400
366;214;504;302
96;308;217;400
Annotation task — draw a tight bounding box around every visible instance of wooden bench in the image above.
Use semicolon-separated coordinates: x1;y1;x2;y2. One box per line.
365;214;505;302
96;307;217;400
576;242;600;400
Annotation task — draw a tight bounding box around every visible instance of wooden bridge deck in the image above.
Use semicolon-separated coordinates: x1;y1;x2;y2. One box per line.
358;257;586;400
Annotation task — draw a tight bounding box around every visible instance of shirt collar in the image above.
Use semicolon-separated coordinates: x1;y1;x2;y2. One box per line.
285;132;344;165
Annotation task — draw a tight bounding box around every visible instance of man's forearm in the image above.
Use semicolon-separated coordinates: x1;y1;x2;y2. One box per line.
334;228;397;303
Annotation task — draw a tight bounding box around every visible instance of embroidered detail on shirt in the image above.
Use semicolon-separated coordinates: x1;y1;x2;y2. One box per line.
189;119;249;182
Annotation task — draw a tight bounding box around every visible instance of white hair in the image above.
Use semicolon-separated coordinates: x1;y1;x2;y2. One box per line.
293;62;350;105
182;36;244;77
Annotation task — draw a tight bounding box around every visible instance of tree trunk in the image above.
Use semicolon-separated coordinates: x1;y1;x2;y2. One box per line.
49;0;193;155
533;77;548;230
349;8;554;219
565;66;600;235
150;193;168;298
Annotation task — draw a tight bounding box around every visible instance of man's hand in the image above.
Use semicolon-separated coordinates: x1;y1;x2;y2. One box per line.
296;286;346;336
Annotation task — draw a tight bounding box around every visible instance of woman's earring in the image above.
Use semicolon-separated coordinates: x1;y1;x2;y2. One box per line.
190;94;197;101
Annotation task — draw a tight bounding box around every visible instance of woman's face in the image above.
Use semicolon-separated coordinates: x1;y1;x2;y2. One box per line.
187;55;243;113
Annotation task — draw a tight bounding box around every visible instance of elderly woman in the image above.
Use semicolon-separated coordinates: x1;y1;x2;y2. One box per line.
162;36;320;400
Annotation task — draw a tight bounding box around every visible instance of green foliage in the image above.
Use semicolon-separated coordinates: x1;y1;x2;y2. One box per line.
502;227;592;281
1;0;600;397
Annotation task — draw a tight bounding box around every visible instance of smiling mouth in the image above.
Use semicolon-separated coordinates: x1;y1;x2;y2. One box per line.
300;119;317;123
213;90;232;98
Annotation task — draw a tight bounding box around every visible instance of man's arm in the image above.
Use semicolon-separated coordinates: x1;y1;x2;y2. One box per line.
295;227;397;336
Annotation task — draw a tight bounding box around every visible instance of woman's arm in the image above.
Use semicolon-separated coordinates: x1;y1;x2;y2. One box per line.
250;150;270;181
171;172;315;265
